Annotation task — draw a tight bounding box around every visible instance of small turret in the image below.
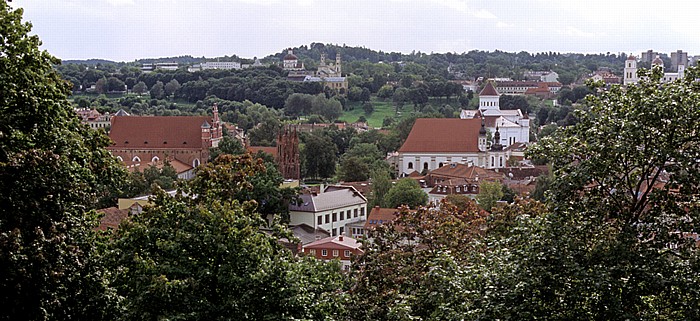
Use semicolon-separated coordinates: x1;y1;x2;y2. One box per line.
478;117;487;151
491;125;503;151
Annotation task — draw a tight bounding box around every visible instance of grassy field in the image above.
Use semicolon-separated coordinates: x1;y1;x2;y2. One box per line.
338;96;464;128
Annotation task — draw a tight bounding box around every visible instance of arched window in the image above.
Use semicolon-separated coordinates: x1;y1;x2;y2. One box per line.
408;162;413;169
132;156;141;163
116;156;123;162
491;156;495;167
423;162;429;171
151;156;160;163
438;162;444;168
500;157;503;167
193;158;201;168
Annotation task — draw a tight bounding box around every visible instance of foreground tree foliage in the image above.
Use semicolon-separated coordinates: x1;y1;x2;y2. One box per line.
348;199;548;320
110;154;347;320
476;66;700;319
0;2;126;319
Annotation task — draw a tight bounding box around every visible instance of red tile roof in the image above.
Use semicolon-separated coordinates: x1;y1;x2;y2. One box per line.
398;118;482;153
429;163;502;181
97;207;130;231
479;82;500;96
247;146;278;159
364;207;416;230
109;116;211;149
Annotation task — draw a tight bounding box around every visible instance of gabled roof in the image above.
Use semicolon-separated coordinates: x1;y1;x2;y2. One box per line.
109;116;211;149
364;207;417;231
289;186;367;213
479;82;500;96
304;235;362;251
398;118;482;153
289;223;331;245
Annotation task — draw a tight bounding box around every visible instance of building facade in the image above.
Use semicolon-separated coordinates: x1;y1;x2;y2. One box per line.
108;105;223;171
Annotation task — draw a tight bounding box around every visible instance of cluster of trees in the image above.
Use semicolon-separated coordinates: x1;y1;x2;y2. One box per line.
7;4;700;319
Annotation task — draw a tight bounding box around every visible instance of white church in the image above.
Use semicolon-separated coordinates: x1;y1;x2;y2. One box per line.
460;82;530;146
623;54;685;85
396;82;531;176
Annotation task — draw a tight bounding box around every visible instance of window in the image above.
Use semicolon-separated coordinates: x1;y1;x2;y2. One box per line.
116;156;123;162
309;249;316;256
408;162;413;169
325;214;330;224
317;215;322;225
339;226;344;235
491;156;495;167
354;209;358;217
332;250;339;257
132;156;141;163
344;250;351;257
423;162;429;170
438;162;444;168
321;249;327;257
500;157;503;167
340;211;344;221
332;228;337;236
151;156;160;162
332;212;337;222
360;207;365;216
193;158;200;167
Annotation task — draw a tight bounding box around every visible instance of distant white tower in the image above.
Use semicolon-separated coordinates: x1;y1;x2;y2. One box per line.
623;54;638;85
478;82;500;112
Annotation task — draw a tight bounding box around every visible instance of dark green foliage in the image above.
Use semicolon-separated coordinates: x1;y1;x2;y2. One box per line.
301;133;338;179
384;178;428;209
110;154;347;320
0;3;126;319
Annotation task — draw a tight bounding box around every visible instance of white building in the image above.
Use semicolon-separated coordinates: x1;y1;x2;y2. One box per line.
188;61;242;72
461;82;530;146
288;185;367;237
624;54;685;85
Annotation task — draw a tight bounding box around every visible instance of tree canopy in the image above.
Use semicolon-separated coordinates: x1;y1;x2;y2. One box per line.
0;3;126;319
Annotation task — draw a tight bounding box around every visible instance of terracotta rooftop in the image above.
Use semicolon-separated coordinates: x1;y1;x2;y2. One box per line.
479;81;500;96
97;207;130;231
109;116;211;149
364;206;416;230
247;146;278;159
430;163;501;180
398;118;482;153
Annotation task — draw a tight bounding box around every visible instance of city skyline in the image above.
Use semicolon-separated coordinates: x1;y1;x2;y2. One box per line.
10;0;700;62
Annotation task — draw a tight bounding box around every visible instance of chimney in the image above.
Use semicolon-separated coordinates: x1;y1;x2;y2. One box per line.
338;235;344;241
319;184;325;193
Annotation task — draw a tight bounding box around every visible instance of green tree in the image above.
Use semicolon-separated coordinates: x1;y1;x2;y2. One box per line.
477;66;700;319
0;3;126;319
377;84;394;99
208;136;245;161
348;200;486;320
369;168;392;208
384;178;428;209
475;180;504;211
163;78;181;97
150;80;165;99
337;156;370;182
302;133;338;180
110;154;347;320
132;80;147;95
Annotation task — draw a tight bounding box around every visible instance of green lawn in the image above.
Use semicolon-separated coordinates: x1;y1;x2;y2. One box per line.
339;96;463;128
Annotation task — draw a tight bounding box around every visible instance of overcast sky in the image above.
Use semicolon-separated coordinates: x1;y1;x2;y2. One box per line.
9;0;700;62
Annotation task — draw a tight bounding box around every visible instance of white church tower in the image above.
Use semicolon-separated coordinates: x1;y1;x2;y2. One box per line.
623;54;638;85
479;82;500;112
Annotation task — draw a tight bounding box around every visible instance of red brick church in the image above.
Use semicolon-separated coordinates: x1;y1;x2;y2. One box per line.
108;105;223;175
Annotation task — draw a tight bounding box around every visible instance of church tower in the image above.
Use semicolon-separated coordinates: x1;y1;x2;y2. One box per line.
335;53;342;75
478;117;488;152
623;54;638;85
479;82;500;112
277;125;300;180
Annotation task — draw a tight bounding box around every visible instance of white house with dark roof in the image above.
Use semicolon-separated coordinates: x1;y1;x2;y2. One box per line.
288;185;367;237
